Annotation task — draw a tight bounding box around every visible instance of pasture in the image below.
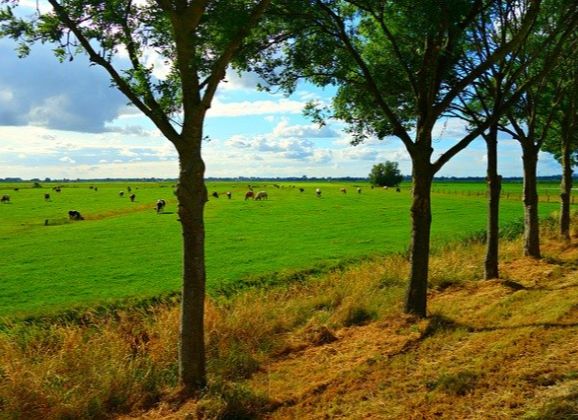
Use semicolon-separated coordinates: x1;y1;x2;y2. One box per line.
0;180;562;319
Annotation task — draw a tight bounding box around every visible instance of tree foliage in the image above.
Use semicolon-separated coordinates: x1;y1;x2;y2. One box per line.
369;161;403;187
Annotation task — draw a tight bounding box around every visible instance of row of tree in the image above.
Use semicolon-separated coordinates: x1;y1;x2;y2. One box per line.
1;0;576;395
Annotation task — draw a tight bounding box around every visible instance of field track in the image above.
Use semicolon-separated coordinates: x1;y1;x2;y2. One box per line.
0;180;562;319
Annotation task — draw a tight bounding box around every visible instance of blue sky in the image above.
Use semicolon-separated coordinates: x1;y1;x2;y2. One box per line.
0;34;562;180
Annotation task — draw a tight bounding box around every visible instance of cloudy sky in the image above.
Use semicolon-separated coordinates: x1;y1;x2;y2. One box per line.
0;32;562;180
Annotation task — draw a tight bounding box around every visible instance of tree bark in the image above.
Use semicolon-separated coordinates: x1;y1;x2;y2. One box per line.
484;126;501;279
176;139;208;394
521;146;541;258
405;154;433;318
560;135;572;241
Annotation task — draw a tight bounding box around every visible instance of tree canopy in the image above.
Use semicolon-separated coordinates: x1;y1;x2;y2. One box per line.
369;161;403;187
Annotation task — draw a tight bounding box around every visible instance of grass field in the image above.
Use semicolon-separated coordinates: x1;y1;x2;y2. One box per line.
0;180;563;319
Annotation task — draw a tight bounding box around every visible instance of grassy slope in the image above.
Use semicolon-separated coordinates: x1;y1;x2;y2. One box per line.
0;181;560;318
170;232;578;420
1;217;577;419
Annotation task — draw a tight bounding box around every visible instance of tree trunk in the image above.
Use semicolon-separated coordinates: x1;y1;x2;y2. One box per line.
176;142;208;394
560;124;572;241
484;127;501;279
522;146;541;258
405;156;433;318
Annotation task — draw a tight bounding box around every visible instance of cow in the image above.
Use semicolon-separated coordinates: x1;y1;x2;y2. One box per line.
396;187;401;192
212;191;219;199
119;191;125;197
357;187;362;194
299;188;305;193
156;199;166;214
1;194;10;203
44;193;51;201
53;186;61;192
226;191;232;199
340;188;347;194
316;188;322;198
130;193;136;202
68;210;84;220
13;188;19;191
245;191;255;200
127;186;132;192
255;191;268;200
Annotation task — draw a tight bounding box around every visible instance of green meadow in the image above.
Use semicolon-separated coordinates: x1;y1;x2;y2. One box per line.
0;180;561;319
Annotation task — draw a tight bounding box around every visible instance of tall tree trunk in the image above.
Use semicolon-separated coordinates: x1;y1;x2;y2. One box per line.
522;146;541;258
560;118;573;241
484;127;501;279
405;155;433;318
176;140;208;394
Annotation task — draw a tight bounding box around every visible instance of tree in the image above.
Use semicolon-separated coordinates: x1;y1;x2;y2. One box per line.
497;2;577;257
253;0;543;317
541;47;578;240
448;0;577;277
369;161;403;187
0;0;277;394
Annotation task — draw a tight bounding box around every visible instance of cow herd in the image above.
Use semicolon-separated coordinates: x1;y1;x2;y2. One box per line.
1;183;389;225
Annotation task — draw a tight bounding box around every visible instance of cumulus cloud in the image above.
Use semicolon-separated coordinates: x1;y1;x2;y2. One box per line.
0;40;128;132
208;97;305;117
272;119;338;138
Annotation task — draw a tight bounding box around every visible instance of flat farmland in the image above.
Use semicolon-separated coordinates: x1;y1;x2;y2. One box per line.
0;180;561;319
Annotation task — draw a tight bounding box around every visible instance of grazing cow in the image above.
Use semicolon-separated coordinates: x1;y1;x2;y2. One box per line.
299;188;305;193
155;199;166;214
68;210;84;220
357;187;362;194
13;188;19;191
340;188;347;194
89;185;94;190
94;187;98;192
1;194;10;203
212;191;219;199
383;186;389;190
53;186;61;192
226;192;232;199
371;185;374;189
244;191;254;200
119;191;125;197
127;186;132;192
396;187;401;192
255;191;268;200
44;193;50;201
130;193;136;202
316;188;322;198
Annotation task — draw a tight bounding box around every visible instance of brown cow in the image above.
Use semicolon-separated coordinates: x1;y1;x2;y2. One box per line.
245;191;254;200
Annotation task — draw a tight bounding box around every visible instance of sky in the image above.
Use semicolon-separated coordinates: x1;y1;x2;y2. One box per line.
0;23;563;181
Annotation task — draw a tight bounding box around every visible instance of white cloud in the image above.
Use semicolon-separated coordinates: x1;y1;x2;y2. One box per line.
208;98;305;117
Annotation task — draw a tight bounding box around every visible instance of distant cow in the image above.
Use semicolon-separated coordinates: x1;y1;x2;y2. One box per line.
245;191;254;200
396;187;401;192
119;191;125;197
357;187;362;194
299;188;305;193
68;210;84;220
255;191;268;201
156;199;166;214
44;193;50;201
226;192;232;199
53;186;61;192
127;186;132;192
316;188;321;198
130;193;136;202
1;194;10;203
212;191;219;199
340;188;347;194
13;188;19;191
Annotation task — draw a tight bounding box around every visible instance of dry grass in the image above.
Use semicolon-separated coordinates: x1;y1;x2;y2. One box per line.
1;216;577;419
